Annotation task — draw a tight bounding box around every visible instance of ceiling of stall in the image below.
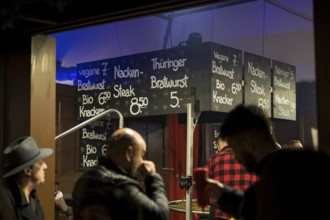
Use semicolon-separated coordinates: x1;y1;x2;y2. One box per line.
51;0;314;82
0;0;314;82
0;0;244;37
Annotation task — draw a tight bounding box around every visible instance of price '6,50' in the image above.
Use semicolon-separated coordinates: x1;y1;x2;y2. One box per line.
130;97;149;115
231;82;242;95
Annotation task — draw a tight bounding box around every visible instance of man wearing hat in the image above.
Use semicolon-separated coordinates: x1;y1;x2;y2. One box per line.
2;136;53;220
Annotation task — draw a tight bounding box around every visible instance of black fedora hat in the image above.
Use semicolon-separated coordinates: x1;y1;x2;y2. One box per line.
3;136;53;178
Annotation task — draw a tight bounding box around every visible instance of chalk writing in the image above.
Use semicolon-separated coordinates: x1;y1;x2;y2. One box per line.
151;57;187;71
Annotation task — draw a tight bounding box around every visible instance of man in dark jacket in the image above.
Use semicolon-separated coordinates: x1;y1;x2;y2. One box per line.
72;127;169;220
201;104;330;220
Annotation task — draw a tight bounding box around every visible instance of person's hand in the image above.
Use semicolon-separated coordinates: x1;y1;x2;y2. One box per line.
55;190;63;200
205;178;224;204
55;193;69;213
138;160;156;177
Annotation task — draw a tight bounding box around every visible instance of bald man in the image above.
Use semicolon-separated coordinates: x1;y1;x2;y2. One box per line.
72;127;169;220
282;140;303;150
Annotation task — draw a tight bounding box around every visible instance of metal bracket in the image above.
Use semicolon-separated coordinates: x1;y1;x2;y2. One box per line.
179;175;192;189
162;168;192;190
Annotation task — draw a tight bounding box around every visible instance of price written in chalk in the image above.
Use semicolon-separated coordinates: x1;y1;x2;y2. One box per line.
130;97;149;115
258;98;270;111
169;91;183;108
231;82;242;94
98;91;111;105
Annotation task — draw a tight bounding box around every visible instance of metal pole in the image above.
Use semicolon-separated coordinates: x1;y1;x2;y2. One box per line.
186;102;193;220
55;109;124;140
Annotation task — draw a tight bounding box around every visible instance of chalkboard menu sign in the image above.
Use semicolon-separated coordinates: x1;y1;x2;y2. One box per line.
210;44;243;112
244;52;272;117
76;47;195;168
77;48;194;120
79;119;116;168
272;60;296;120
75;42;295;168
76;42;244;121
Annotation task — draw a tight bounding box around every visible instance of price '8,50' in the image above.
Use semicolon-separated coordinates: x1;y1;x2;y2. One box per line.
130;97;149;115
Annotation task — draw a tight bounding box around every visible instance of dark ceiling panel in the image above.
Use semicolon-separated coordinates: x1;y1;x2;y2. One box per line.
1;0;234;38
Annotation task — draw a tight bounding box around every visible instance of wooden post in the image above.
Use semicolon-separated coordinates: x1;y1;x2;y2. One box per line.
30;35;56;220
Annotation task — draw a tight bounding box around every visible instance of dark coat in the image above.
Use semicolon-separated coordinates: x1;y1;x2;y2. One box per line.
218;149;330;220
0;183;17;220
72;156;169;220
5;178;44;220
